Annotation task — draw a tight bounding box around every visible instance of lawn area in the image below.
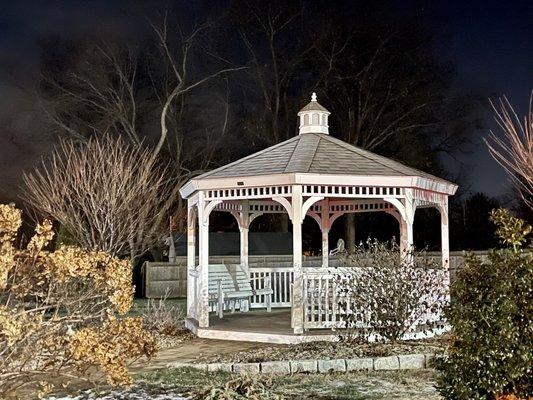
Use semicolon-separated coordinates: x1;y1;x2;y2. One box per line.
136;367;441;399
130;297;187;316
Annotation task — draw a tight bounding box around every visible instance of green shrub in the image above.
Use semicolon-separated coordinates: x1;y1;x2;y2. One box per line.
436;209;533;399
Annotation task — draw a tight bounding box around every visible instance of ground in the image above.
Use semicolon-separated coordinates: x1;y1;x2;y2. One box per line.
47;368;441;399
44;299;446;399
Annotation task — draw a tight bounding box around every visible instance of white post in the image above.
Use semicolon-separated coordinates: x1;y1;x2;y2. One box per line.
440;199;450;300
291;185;304;334
320;199;330;268
399;218;408;255
197;191;210;328
404;189;415;261
186;202;197;320
239;201;250;274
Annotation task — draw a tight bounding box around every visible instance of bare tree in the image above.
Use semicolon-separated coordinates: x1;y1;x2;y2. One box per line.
22;135;172;261
485;93;533;208
39;14;245;233
234;0;314;145
40;45;141;144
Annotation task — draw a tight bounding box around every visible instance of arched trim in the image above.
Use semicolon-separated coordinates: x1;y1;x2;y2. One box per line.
307;211;321;227
301;196;324;222
383;197;411;224
202;200;222;224
384;209;401;224
329;211;345;227
272;196;293;220
249;212;264;225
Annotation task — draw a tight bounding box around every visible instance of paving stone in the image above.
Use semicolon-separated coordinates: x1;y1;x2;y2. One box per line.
373;356;399;370
233;362;260;374
346;357;374;371
260;361;291;374
399;354;426;370
318;359;346;373
290;359;318;373
207;363;233;372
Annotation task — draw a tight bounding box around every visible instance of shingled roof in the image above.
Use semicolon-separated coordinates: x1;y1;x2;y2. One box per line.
196;132;451;184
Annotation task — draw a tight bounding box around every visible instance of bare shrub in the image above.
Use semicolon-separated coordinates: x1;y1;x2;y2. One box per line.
192;374;282;400
22;134;173;261
337;239;447;342
0;204;156;397
485;93;533;208
141;290;185;336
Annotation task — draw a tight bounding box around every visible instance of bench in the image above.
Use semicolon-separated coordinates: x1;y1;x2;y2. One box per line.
208;264;272;318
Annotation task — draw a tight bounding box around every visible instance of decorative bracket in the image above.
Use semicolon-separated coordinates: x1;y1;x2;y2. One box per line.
202;200;222;225
272;196;293;220
301;196;325;223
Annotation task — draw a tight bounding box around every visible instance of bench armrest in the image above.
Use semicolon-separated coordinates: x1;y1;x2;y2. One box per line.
250;275;271;291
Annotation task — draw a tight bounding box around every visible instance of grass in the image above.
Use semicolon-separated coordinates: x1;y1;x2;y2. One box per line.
129;297;186;316
138;367;441;399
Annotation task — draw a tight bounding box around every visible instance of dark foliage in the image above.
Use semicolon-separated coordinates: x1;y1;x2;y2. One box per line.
436;210;533;399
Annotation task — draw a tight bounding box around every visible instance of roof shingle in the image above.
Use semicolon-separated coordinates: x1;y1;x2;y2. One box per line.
197;133;451;184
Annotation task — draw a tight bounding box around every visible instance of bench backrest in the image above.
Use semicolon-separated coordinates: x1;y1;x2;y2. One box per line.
208;264;252;294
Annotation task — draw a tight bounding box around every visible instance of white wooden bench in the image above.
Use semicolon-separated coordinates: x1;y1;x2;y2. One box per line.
209;264;272;318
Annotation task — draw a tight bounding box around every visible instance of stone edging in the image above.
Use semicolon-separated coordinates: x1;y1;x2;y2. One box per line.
167;353;434;375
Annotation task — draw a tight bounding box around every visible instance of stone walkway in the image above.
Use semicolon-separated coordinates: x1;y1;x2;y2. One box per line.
130;337;271;373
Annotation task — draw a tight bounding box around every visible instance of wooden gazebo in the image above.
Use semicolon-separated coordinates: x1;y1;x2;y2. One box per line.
179;93;457;341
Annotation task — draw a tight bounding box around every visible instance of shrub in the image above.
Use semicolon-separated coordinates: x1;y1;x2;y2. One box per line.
141;290;186;336
192;374;282;400
436;208;533;399
337;239;447;342
0;204;156;398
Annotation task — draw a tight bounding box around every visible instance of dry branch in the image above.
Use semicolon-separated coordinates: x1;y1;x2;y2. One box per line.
485;93;533;207
22;135;172;261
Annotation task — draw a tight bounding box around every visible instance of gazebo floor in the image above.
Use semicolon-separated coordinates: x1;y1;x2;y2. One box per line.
185;308;339;344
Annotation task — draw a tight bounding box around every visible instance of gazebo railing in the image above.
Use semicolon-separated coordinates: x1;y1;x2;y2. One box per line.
249;267;294;308
302;267;447;331
303;267;351;329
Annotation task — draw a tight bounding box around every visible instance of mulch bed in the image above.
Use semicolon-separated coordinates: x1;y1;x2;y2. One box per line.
194;334;450;364
154;330;195;350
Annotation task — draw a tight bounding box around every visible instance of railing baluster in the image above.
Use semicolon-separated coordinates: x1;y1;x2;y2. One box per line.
324;279;329;323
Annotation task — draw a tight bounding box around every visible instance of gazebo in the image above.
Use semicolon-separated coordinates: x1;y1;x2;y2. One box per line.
179;93;457;342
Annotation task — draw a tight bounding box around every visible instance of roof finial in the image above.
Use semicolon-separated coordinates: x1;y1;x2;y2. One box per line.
311;92;317;102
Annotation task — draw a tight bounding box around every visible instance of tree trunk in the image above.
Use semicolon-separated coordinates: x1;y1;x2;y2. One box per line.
345;214;356;252
279;214;289;232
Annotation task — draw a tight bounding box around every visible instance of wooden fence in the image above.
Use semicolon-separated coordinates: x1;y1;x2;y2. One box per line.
143;251;490;299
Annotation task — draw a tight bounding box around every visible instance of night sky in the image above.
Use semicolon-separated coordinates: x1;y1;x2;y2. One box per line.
0;0;531;204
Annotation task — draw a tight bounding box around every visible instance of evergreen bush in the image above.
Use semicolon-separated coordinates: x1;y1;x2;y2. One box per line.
436;209;532;399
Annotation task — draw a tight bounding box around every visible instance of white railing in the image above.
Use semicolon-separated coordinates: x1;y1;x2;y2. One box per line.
302;267;447;332
303;268;348;329
249;267;294;308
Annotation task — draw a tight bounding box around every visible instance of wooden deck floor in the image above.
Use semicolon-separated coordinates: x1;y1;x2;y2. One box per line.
185;308;338;344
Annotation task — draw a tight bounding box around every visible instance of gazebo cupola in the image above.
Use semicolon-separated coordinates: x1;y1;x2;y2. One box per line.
297;92;331;134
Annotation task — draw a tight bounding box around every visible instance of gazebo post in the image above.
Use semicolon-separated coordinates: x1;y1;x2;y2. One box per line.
320;199;330;268
399;219;408;254
291;185;304;334
197;191;210;328
439;199;450;299
186;201;197;320
239;200;250;274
